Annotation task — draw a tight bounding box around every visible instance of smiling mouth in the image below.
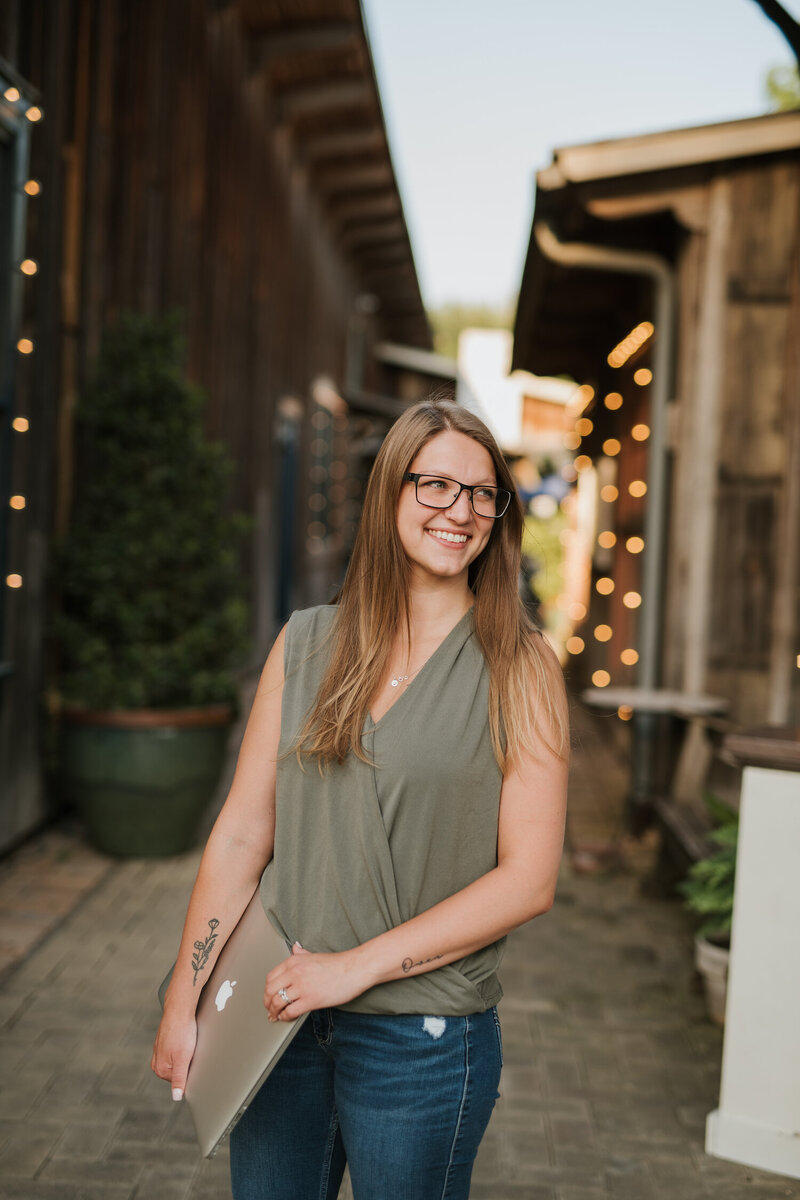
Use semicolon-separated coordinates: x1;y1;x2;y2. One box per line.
427;529;468;545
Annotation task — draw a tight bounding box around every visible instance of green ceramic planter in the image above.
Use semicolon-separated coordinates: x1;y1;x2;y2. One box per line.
62;706;233;857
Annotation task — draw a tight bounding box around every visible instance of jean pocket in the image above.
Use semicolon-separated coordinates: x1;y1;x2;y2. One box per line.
491;1006;504;1067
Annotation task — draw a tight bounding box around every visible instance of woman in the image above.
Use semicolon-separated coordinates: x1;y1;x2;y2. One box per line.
152;399;568;1199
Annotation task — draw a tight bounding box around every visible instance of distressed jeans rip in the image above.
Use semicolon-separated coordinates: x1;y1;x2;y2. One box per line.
422;1016;446;1039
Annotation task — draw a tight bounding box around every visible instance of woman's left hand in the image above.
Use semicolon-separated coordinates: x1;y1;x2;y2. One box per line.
264;943;371;1021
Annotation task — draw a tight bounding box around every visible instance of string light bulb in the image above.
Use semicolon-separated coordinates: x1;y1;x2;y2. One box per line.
20;259;38;276
604;392;623;410
629;480;647;498
594;624;613;642
621;648;639;665
602;438;621;457
596;577;615;595
16;337;33;354
12;417;29;432
566;636;585;655
9;496;26;510
631;424;650;441
607;321;654;368
623;592;642;609
24;179;41;196
592;670;611;687
597;530;616;549
626;536;645;554
25;105;43;123
600;485;618;503
4;86;20;102
6;574;23;589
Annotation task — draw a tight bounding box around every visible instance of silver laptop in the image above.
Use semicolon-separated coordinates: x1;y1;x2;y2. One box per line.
164;889;309;1158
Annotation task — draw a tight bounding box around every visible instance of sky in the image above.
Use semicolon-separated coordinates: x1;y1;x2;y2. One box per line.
361;0;800;309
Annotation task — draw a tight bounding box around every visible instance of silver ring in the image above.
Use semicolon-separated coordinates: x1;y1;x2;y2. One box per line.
278;987;290;1004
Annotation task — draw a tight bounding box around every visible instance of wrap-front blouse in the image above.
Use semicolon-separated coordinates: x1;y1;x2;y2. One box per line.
259;605;505;1015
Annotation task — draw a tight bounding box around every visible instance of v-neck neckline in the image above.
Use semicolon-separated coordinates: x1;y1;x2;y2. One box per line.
366;607;474;730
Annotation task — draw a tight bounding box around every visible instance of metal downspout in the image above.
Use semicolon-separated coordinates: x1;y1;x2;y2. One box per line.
533;223;677;816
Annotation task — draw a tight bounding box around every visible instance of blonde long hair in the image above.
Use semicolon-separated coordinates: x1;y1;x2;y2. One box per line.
296;400;568;771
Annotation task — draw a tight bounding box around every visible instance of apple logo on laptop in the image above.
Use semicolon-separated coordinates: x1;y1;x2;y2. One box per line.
214;979;237;1012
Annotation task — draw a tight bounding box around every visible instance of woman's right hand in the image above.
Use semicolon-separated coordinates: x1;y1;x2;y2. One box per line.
151;1008;198;1101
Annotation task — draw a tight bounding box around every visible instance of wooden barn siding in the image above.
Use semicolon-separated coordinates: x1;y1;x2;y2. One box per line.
664;157;800;724
0;0;396;849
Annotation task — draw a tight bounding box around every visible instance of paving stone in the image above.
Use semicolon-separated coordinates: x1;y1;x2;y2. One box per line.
0;1183;80;1199
0;1121;63;1178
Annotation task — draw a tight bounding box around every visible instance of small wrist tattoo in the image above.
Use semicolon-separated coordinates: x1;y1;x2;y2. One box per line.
192;918;220;986
401;953;443;974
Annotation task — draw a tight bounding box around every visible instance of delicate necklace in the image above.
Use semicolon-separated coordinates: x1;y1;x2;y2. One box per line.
389;665;422;688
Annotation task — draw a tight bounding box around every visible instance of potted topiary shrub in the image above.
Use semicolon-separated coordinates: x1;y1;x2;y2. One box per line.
54;312;249;856
679;799;738;1025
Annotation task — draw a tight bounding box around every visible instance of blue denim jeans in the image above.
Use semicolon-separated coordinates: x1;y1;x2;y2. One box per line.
229;1006;503;1200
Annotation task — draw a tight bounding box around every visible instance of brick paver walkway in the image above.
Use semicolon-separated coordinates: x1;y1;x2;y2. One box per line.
0;708;798;1199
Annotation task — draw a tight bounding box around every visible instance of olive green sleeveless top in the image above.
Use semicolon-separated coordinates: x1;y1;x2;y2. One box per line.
259;604;505;1015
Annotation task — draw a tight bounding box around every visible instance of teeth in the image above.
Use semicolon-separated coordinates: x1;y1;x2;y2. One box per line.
429;530;467;544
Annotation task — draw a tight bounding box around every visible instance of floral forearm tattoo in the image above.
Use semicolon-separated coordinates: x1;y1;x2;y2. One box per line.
192;918;220;986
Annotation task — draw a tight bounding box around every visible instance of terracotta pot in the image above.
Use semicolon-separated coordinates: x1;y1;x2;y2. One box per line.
61;705;234;857
695;933;730;1025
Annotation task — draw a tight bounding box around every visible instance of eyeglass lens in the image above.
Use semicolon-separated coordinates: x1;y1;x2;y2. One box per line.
415;474;509;518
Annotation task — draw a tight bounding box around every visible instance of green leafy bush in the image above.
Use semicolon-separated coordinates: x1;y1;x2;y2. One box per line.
679;798;738;943
55;313;249;709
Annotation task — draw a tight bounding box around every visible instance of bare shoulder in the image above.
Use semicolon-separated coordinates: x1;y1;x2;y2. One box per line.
255;623;288;698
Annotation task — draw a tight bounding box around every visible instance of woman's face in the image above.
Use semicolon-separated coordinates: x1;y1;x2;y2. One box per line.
396;430;497;587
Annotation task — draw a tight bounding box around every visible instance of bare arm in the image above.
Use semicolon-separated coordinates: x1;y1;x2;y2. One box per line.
151;626;286;1094
266;645;569;1019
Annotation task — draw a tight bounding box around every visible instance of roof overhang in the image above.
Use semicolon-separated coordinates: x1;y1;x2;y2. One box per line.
235;0;430;348
513;111;800;384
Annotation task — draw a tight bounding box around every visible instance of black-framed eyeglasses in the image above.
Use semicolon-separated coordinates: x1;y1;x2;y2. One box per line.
403;472;512;519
